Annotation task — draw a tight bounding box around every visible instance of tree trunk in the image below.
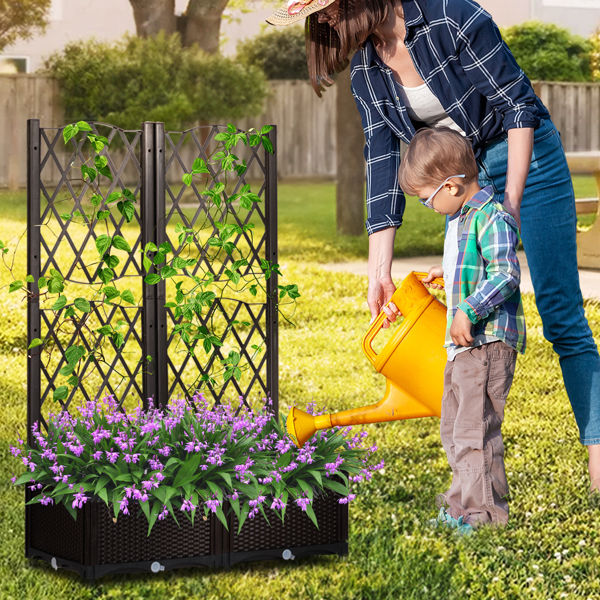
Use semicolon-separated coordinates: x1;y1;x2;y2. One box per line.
336;61;366;236
183;0;229;52
129;0;176;38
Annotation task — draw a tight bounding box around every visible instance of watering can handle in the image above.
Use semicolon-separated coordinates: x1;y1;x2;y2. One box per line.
362;271;444;365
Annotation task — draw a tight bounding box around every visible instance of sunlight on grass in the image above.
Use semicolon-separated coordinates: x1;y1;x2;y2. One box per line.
1;181;600;598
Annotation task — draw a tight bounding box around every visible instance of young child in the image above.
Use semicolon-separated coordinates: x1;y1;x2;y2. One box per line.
398;126;526;536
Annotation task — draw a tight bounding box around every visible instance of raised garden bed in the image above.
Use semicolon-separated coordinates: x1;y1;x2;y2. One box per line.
26;491;348;580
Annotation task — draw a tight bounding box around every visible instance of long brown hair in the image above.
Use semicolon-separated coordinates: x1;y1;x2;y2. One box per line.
305;0;399;96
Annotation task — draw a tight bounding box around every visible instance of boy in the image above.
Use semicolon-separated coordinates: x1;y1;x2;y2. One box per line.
398;126;526;536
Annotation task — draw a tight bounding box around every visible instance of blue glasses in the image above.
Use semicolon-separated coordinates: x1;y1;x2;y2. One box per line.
419;174;466;210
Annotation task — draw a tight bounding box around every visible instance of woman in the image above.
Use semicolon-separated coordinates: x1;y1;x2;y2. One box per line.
267;0;600;495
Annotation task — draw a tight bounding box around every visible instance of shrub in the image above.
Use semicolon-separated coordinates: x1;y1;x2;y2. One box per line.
591;27;600;82
501;21;592;82
236;26;308;80
40;32;268;130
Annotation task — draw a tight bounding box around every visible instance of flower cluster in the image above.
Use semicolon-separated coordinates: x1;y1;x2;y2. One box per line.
10;394;383;534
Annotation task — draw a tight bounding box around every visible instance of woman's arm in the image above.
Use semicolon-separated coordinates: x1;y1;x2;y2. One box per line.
367;227;400;328
504;127;534;229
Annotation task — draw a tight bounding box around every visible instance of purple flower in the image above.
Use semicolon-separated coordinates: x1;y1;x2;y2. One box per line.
92;451;102;460
339;494;356;505
157;505;168;521
205;499;221;513
119;497;130;515
295;497;311;511
180;498;197;512
40;495;54;506
271;497;286;510
105;449;119;463
72;487;89;509
158;446;171;457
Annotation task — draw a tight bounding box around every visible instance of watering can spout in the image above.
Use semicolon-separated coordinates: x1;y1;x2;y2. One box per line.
286;272;447;449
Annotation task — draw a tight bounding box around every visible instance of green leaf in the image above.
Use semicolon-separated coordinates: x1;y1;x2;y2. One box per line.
90;194;103;207
63;124;78;144
144;274;161;285
183;173;193;186
309;470;323;488
74;298;91;313
147;499;161;537
65;345;86;364
67;375;79;386
53;386;69;402
305;502;319;529
28;338;44;349
172;454;202;489
95;234;112;257
297;479;313;499
118;200;135;223
60;212;72;221
94;474;110;495
59;363;76;376
159;242;172;255
102;286;120;300
94;155;112;181
160;266;177;280
98;487;109;506
81;165;96;183
98;267;114;285
9;281;22;293
106;191;122;204
51;295;67;311
103;255;120;269
47;278;64;294
76;121;93;132
112;235;131;252
323;479;349;496
97;210;110;221
260;125;274;135
37;276;47;289
152;251;165;265
144;242;158;253
120;289;135;305
64;307;76;318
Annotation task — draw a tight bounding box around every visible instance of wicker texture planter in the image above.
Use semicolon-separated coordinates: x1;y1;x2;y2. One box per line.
26;491;348;580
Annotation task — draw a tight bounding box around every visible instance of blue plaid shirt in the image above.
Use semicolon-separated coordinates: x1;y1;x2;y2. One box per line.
350;0;551;235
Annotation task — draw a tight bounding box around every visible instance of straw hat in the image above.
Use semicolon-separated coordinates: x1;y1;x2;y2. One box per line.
266;0;337;26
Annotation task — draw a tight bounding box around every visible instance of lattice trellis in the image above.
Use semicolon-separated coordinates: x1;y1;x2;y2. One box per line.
27;119;278;439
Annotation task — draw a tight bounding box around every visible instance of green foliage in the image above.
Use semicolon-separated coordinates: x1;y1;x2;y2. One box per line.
501;21;592;82
236;26;309;80
40;32;268;130
0;0;51;52
591;27;600;82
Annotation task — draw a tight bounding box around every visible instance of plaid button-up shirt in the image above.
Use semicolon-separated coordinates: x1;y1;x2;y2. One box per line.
446;186;526;355
349;0;550;235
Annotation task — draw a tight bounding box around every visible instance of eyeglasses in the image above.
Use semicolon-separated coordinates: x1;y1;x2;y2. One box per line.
419;174;466;210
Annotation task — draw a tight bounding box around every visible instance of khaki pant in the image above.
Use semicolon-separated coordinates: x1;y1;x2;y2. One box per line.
435;341;517;528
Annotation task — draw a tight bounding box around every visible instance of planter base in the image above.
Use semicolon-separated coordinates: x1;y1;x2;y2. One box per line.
25;491;348;581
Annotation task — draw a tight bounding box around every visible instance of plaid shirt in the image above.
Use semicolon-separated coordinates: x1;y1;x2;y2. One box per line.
349;0;550;235
446;186;526;355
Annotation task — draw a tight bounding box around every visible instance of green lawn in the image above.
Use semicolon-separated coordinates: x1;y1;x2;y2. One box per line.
1;181;600;599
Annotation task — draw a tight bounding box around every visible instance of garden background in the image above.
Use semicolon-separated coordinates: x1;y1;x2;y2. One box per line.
1;2;600;599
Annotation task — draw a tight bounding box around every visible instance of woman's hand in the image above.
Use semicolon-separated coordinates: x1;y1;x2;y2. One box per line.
504;127;533;232
368;277;399;328
422;265;444;289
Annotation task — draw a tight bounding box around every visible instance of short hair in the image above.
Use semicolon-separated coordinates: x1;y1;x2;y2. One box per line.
398;126;479;197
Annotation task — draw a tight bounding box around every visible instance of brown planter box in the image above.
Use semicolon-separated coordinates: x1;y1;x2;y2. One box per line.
25;491;348;580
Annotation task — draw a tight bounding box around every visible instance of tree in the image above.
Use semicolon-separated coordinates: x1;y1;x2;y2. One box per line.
129;0;233;54
0;0;51;52
41;33;267;130
591;26;600;82
236;26;309;80
501;21;592;82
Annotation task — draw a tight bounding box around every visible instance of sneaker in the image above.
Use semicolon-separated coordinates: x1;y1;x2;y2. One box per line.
428;507;458;529
453;515;475;537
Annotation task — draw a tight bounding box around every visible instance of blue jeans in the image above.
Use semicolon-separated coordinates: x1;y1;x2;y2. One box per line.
472;117;600;445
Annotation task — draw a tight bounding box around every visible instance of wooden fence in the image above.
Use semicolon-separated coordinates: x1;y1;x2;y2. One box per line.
1;75;599;189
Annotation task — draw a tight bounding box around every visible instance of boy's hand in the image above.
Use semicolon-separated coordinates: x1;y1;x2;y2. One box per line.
422;265;444;289
450;308;474;347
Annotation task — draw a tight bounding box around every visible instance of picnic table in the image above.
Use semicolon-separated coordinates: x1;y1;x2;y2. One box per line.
566;152;600;270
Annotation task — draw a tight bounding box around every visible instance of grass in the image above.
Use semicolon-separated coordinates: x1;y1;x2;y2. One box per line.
1;179;600;599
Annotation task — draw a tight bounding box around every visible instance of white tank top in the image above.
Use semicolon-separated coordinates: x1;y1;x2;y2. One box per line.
396;81;466;136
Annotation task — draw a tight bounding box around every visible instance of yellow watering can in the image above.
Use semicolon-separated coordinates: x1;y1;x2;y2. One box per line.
287;271;448;448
